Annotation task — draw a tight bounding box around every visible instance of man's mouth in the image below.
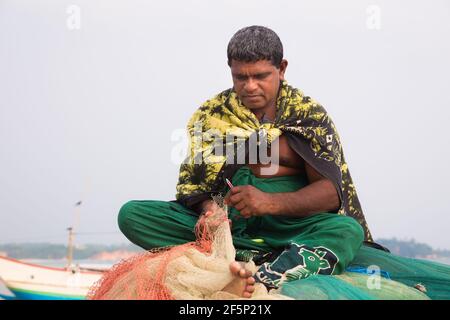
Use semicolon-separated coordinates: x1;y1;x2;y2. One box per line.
244;95;262;99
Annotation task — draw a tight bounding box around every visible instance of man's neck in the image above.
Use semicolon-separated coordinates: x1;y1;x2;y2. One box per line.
252;103;276;122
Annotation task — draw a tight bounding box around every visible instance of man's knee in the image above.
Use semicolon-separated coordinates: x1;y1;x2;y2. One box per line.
337;215;365;244
118;200;137;237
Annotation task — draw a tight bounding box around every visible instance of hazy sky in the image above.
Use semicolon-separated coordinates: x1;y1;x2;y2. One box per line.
1;0;449;249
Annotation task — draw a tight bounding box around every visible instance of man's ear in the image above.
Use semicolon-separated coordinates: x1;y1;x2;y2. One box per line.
279;59;288;80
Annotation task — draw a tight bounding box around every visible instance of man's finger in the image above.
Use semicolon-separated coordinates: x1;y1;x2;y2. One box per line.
224;190;232;205
240;208;252;218
230;186;243;194
234;200;246;212
229;193;244;205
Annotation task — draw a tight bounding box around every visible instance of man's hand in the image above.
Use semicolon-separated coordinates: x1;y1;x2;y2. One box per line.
199;199;232;229
200;199;219;215
224;185;274;218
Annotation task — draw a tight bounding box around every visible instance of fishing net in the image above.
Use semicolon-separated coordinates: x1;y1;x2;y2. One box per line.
281;245;450;300
281;272;430;300
346;245;450;300
87;196;289;300
282;245;450;300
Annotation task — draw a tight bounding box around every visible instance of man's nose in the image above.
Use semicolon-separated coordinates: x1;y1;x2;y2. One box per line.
244;78;258;93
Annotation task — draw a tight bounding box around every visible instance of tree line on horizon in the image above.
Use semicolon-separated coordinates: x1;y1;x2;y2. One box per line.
0;238;449;260
0;242;143;260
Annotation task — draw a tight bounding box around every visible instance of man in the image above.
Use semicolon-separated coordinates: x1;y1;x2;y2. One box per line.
118;26;372;298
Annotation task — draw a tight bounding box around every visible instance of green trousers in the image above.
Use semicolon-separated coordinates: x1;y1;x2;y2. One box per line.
118;167;364;288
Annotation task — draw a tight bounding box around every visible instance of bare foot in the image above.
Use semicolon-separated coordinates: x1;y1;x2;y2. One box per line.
223;261;256;298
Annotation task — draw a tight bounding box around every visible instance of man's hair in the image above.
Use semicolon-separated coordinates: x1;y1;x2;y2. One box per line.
227;25;284;68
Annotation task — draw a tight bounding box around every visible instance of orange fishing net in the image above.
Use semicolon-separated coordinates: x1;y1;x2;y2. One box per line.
87;197;288;300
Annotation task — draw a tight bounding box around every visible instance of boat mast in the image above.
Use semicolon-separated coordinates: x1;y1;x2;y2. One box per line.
66;227;74;269
66;200;82;269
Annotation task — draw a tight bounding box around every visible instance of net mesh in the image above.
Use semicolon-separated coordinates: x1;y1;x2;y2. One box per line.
346;245;450;300
281;272;430;300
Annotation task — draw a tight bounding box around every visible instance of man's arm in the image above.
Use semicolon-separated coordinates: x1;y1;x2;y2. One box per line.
225;162;340;218
270;161;340;216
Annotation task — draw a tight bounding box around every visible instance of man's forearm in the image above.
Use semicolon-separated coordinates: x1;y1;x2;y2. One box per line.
268;179;340;217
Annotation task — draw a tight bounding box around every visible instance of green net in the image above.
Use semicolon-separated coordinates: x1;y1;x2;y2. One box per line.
281;274;376;300
281;273;429;300
347;245;450;300
280;245;450;300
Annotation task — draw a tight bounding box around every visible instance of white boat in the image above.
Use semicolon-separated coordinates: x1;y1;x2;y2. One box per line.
0;255;103;300
0;202;110;300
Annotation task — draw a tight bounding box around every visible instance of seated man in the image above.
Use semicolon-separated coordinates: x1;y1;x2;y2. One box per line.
118;26;371;298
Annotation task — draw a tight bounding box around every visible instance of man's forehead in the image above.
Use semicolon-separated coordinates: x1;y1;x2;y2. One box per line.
230;60;275;75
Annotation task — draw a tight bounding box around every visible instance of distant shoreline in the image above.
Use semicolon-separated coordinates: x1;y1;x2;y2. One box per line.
1;239;450;266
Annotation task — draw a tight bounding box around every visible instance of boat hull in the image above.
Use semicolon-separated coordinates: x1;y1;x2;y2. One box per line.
0;256;103;300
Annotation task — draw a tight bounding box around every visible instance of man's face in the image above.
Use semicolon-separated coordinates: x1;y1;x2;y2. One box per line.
230;59;287;111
